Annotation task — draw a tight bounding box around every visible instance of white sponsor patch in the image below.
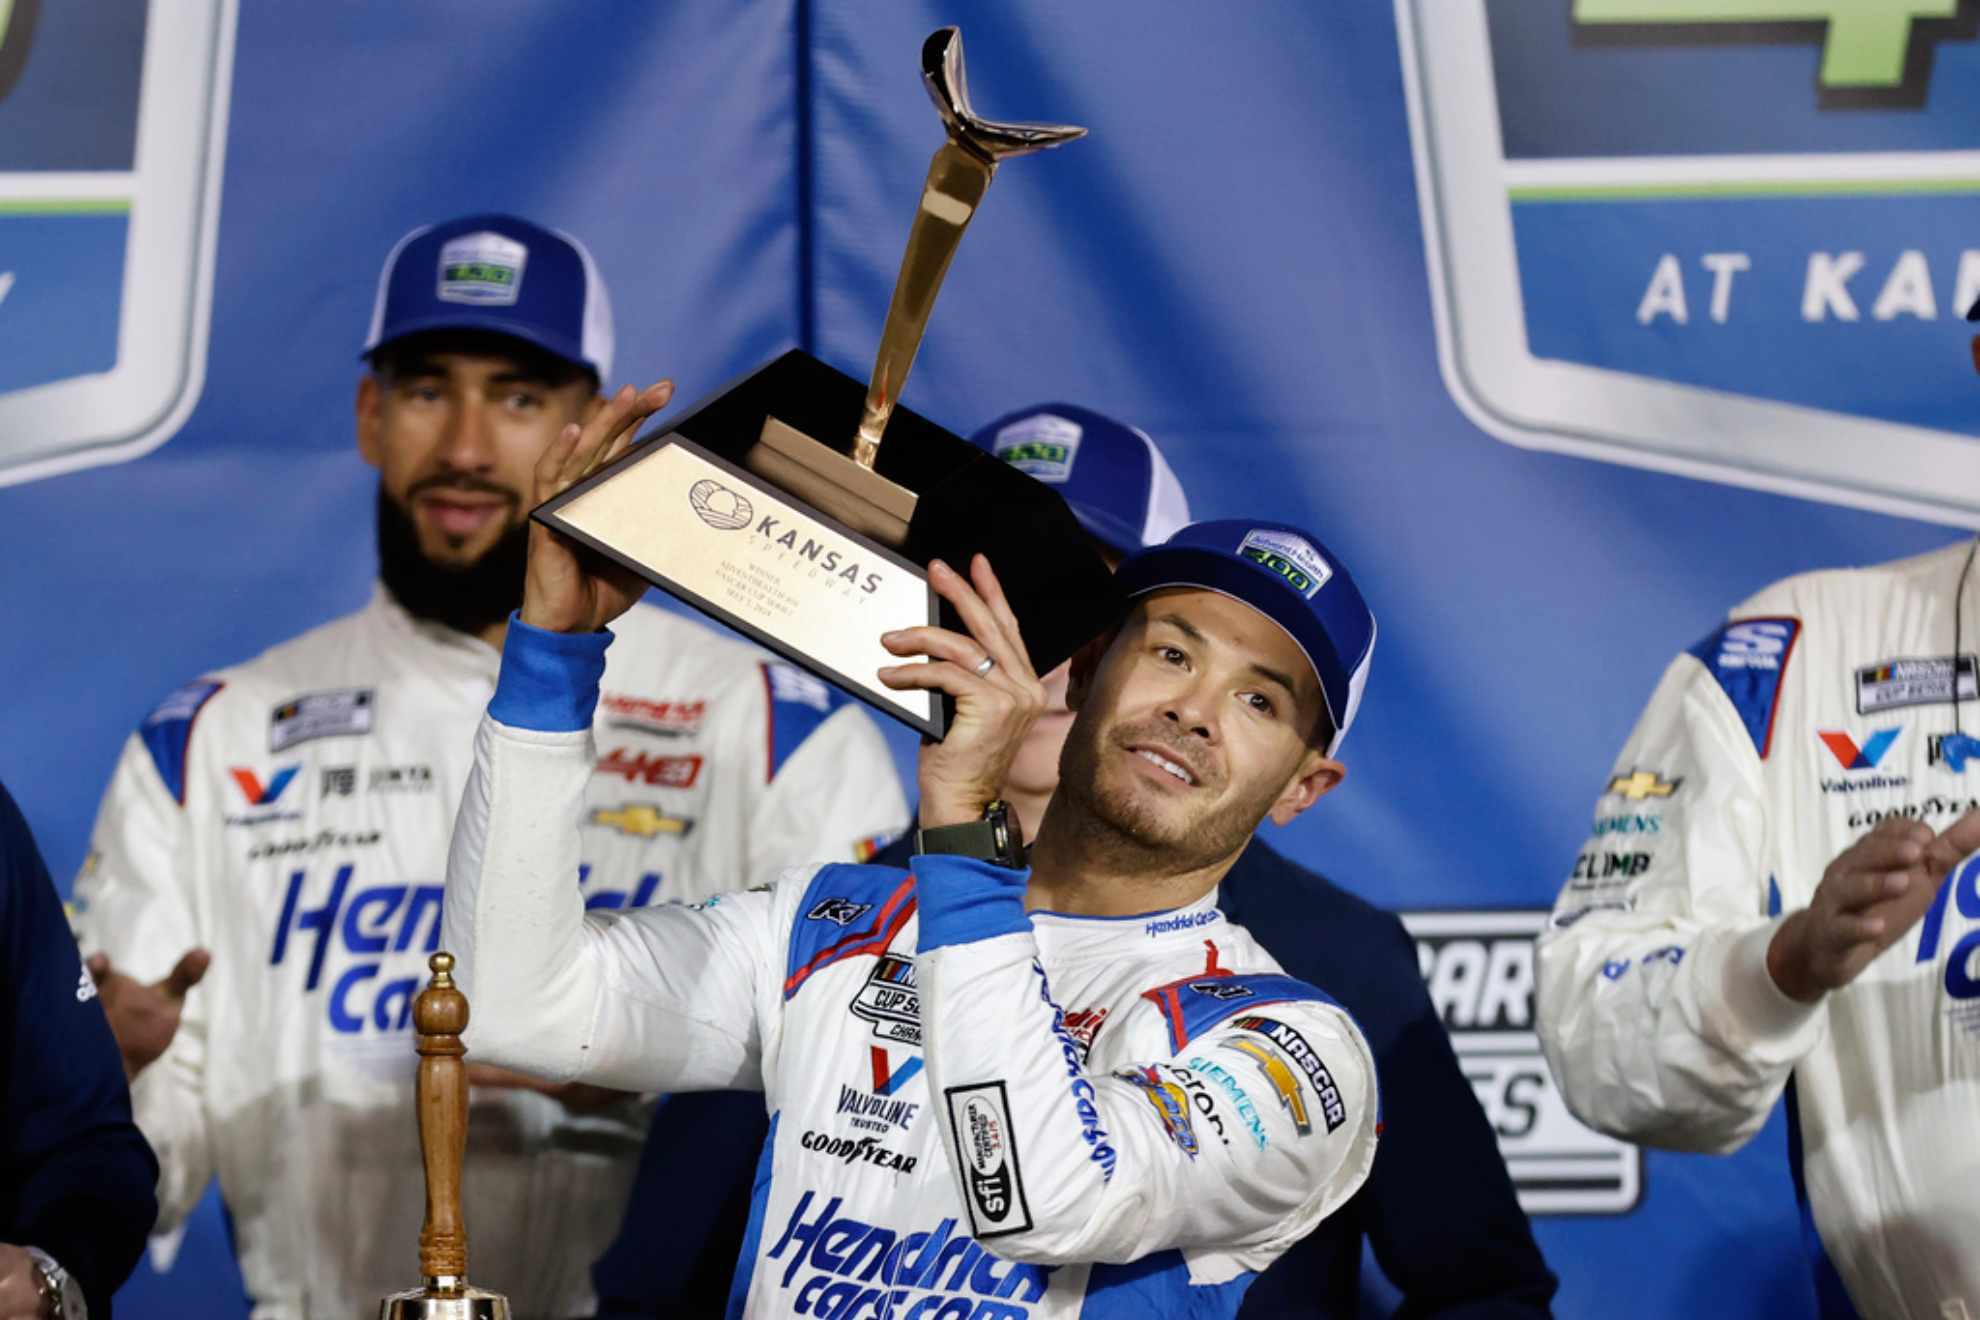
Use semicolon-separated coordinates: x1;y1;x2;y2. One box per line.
945;1081;1032;1237
992;413;1083;483
269;688;374;752
1857;655;1978;715
437;230;527;305
1238;528;1333;599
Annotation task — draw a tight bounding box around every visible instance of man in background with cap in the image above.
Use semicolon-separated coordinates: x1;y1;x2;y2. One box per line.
442;388;1388;1312
1534;305;1980;1317
69;214;907;1318
593;405;1553;1317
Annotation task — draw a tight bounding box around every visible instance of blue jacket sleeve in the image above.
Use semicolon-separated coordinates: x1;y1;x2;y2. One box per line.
1224;842;1557;1319
0;781;159;1316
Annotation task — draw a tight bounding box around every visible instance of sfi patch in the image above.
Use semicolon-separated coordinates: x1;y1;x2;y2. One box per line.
945;1081;1033;1238
1686;616;1799;758
269;688;373;753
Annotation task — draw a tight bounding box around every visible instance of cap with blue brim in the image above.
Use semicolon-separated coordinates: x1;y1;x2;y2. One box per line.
1115;519;1375;757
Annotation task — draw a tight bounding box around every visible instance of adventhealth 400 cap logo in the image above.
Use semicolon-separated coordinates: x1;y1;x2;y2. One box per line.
1399;0;1980;521
0;0;236;486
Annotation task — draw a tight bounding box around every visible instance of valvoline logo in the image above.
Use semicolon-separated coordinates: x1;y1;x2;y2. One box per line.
1817;728;1900;771
231;765;299;806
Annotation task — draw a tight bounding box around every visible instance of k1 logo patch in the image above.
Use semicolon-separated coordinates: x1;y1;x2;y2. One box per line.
1398;0;1980;521
0;0;236;486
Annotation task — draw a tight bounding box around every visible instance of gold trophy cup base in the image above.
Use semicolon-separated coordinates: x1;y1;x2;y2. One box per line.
744;416;918;548
379;1284;511;1320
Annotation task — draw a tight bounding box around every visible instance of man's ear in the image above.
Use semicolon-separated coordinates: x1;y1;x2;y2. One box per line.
1064;629;1116;713
355;375;383;469
1267;751;1345;827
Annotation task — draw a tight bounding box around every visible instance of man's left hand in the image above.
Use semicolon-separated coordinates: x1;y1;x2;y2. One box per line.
878;555;1046;828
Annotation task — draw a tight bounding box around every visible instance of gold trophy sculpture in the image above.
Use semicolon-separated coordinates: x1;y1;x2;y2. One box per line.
378;953;510;1320
744;26;1086;546
535;27;1119;741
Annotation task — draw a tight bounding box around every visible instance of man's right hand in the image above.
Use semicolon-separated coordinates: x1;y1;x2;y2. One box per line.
519;380;673;635
86;948;210;1080
1766;815;1979;1003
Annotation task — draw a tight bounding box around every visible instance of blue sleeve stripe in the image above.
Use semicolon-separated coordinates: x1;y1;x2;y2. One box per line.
489;613;611;733
761;662;853;782
1142;971;1341;1054
782;864;919;1000
138;679;224;805
912;853;1030;951
1685;616;1800;759
723;1111;779;1320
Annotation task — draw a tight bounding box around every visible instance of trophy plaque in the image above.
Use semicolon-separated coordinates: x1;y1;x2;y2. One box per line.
378;953;510;1320
535;28;1121;739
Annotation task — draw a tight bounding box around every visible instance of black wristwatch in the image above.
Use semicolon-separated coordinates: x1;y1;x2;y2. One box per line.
914;799;1025;869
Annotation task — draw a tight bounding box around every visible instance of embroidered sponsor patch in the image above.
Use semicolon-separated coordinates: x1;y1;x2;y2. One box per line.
437;230;526;304
269;688;374;753
1856;655;1978;714
848;953;919;1045
1237;527;1332;599
1230;1015;1345;1133
1115;1066;1201;1158
992;412;1082;482
944;1081;1033;1237
807;897;872;927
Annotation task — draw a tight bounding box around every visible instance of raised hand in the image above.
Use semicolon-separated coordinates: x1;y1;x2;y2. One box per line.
877;555;1046;829
0;1243;55;1320
1768;818;1948;1002
519;380;673;635
86;947;210;1080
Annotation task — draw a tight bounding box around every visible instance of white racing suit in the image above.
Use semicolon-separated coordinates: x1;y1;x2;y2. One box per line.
1538;540;1980;1319
70;588;908;1319
442;619;1382;1318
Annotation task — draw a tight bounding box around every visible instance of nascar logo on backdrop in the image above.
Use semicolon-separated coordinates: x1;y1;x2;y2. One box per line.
1404;910;1642;1214
1398;0;1980;523
0;0;237;488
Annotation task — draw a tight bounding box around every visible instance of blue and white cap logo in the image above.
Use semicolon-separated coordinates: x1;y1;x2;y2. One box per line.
992;412;1083;483
1237;528;1332;600
437;231;527;306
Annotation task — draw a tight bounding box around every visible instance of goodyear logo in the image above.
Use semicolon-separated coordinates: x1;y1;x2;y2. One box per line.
1399;0;1980;523
1404;909;1642;1215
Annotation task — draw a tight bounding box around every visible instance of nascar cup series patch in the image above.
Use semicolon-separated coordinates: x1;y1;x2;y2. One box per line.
1398;0;1980;522
0;0;237;487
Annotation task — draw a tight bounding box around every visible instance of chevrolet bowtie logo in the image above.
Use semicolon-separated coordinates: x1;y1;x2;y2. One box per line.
1222;1036;1312;1137
1607;771;1680;800
590;804;691;839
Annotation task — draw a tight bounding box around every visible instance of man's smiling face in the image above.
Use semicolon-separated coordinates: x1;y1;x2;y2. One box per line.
1059;587;1342;867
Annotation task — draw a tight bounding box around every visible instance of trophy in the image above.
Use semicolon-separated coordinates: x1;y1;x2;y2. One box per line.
378;954;509;1320
535;28;1121;738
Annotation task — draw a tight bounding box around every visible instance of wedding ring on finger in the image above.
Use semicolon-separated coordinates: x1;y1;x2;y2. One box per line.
973;654;998;678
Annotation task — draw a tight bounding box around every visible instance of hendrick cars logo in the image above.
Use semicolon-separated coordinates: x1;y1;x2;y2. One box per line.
1403;909;1642;1214
1397;0;1980;522
0;0;236;487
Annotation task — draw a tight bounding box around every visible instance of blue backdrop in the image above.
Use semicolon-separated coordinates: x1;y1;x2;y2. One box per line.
3;2;1972;1315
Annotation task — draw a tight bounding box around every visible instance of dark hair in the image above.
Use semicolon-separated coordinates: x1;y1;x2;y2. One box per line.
367;329;595;392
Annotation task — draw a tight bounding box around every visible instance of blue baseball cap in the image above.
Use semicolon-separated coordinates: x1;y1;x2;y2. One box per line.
971;403;1191;553
1116;520;1376;756
362;213;614;380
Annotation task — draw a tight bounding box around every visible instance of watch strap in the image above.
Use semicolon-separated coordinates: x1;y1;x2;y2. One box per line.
914;801;1023;868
